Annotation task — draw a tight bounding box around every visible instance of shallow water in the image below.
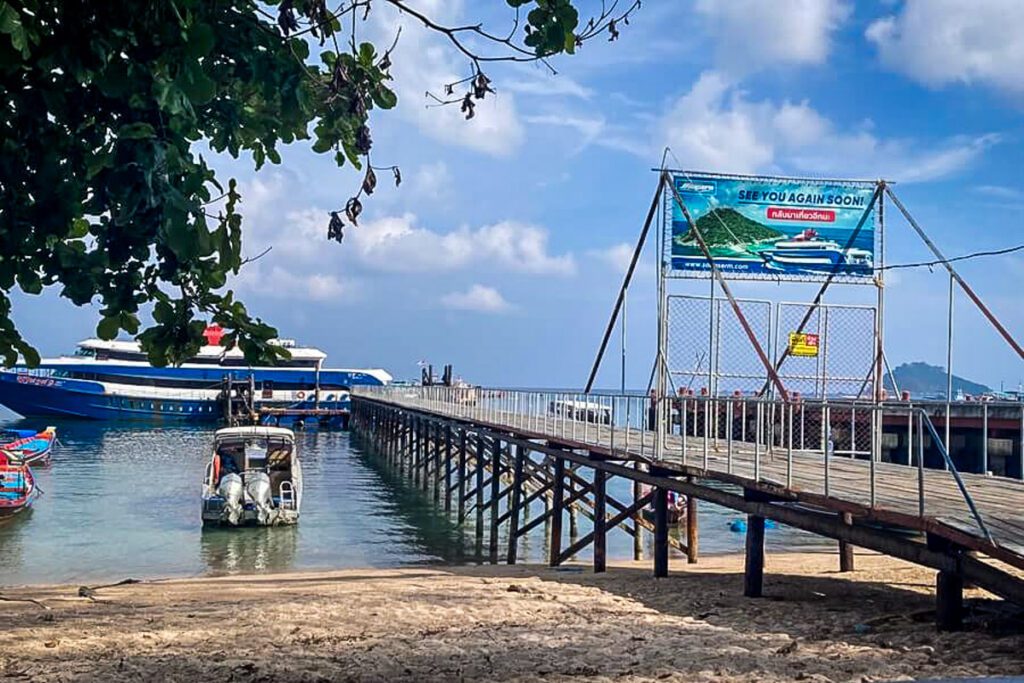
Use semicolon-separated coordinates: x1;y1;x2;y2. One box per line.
0;419;829;586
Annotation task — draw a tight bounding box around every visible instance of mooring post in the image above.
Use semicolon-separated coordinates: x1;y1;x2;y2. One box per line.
489;437;501;562
653;480;669;578
839;512;855;572
475;433;485;540
686;477;699;564
593;465;607;573
507;444;525;564
443;424;453;513
550;455;565;566
744;513;766;598
457;429;467;523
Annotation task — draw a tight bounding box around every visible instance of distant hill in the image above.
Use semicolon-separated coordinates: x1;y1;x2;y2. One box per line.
885;362;991;396
678;208;782;247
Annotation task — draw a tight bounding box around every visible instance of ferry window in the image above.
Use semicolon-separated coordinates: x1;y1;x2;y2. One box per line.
74;348;96;357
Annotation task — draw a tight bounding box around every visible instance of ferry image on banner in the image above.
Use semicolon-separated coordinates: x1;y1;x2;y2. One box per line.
759;229;873;273
0;325;391;422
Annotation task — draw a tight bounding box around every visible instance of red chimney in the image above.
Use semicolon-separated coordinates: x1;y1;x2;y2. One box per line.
203;324;225;346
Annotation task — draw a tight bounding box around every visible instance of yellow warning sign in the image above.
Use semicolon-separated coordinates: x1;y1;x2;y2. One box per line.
788;332;820;358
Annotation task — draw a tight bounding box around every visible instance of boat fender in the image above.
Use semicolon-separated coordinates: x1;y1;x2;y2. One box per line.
212;454;221;485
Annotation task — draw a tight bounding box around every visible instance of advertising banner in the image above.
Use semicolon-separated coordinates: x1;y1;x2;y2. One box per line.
667;173;878;281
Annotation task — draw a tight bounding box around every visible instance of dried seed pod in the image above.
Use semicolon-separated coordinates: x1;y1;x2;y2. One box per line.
461;93;475;120
345;197;363;225
362;167;377;196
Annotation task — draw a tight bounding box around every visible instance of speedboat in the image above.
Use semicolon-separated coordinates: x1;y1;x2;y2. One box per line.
0;325;391;422
0;452;39;520
201;426;302;527
0;427;56;467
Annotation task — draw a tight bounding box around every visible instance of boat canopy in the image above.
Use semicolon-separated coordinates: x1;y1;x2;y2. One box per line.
215;426;296;444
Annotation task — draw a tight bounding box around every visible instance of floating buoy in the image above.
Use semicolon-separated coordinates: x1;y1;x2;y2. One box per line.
729;518;778;532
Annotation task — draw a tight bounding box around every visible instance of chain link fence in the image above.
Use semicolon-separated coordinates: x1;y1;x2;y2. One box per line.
668;295;876;402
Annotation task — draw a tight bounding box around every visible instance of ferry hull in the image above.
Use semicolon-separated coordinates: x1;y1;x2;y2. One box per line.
0;373;349;423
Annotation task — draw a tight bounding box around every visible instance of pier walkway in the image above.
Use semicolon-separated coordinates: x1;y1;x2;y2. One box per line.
352;386;1024;629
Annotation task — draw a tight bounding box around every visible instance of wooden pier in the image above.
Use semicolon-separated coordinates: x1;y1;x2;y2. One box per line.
351;387;1024;631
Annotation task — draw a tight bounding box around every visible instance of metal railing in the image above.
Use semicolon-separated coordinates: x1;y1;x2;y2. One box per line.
355;385;1021;545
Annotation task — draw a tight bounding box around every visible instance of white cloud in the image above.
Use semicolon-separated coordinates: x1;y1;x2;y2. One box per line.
350;214;576;276
867;0;1024;96
224;176;357;303
696;0;850;74
371;1;524;156
505;74;593;100
659;72;773;173
656;71;998;182
523;113;606;149
589;243;635;274
235;265;352;302
409;161;454;202
441;284;511;313
975;184;1024;200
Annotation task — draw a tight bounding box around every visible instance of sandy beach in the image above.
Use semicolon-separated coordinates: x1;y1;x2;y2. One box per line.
1;550;1022;682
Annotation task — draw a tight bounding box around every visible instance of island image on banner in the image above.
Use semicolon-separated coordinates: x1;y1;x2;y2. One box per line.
668;173;878;281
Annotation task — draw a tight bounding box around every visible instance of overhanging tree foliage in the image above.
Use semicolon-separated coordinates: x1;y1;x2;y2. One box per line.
0;0;638;366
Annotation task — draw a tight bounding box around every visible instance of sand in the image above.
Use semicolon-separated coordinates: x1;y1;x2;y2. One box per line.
1;550;1023;682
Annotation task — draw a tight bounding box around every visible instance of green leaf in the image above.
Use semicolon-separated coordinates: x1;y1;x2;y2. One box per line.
185;23;215;58
178;62;216;105
97;315;120;340
0;3;29;57
312;136;334;154
117;122;156;139
17;342;40;368
373;85;397;110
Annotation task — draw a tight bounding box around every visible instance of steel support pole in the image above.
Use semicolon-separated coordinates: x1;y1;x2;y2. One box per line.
585;176;666;393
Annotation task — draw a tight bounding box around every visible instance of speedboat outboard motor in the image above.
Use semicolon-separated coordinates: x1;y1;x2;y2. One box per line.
245;471;276;525
218;472;243;525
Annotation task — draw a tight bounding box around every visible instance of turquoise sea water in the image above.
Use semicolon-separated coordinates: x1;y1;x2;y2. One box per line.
0;418;829;586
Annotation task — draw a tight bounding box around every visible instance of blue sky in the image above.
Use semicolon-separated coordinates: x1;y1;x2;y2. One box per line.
13;0;1024;390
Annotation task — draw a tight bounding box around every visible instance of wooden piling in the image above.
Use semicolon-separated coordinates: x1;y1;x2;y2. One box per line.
433;422;442;501
550;456;564;567
936;570;964;631
443;424;453;513
839;512;854;572
686;478;699;564
654;484;669;578
457;429;467;523
593;467;607;573
475;433;485;541
744;514;766;598
506;445;525;564
489;437;501;562
633;462;643;561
